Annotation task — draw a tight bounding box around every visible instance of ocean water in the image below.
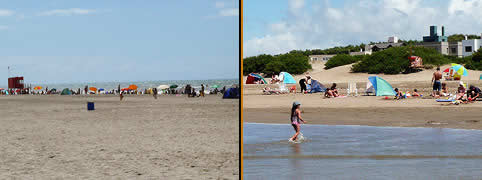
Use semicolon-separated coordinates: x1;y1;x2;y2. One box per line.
243;123;482;180
2;79;238;90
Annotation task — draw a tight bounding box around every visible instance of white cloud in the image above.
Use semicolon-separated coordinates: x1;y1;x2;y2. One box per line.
219;8;239;17
244;0;482;57
289;0;305;14
214;1;238;17
38;8;96;16
0;9;14;16
215;1;226;8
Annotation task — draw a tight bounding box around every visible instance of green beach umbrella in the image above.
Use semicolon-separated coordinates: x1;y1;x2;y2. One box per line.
170;84;178;88
211;85;219;88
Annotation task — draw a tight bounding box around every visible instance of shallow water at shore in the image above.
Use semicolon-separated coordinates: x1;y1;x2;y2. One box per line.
243;123;482;179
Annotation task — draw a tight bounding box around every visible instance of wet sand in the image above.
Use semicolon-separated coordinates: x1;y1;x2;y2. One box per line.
0;95;238;179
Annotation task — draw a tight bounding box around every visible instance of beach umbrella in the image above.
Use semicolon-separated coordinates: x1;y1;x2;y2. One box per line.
98;88;105;91
89;87;97;92
34;86;43;90
211;85;219;89
157;85;169;89
121;88;129;91
451;63;468;76
170;84;178;88
128;84;138;90
0;88;4;91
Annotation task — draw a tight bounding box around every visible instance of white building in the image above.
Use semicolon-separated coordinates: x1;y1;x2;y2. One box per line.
309;54;336;61
388;36;399;43
462;35;482;57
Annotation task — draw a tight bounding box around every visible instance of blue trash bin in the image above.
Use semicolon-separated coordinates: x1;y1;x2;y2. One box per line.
87;102;95;111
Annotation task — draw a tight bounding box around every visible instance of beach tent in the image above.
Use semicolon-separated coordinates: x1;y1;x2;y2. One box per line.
158;85;169;89
246;73;267;84
279;72;296;84
61;88;71;95
367;76;396;96
223;87;240;99
309;80;327;93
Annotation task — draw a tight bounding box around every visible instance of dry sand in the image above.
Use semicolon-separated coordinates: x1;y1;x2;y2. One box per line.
243;62;482;130
0;95;238;179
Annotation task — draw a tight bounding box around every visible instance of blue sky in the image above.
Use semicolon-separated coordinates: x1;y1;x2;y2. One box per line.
0;0;239;85
244;0;482;57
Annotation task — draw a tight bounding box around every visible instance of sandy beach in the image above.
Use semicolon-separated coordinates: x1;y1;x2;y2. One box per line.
244;62;482;130
0;95;238;179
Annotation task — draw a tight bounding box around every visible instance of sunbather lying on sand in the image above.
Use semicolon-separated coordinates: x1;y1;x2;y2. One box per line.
412;89;421;97
263;87;281;95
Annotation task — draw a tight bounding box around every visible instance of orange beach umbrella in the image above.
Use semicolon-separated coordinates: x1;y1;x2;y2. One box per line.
128;84;138;90
34;86;43;90
89;87;97;92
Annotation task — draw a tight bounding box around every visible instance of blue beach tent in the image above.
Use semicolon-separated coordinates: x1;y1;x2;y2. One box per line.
279;72;296;84
223;87;240;99
367;76;396;96
309;80;327;93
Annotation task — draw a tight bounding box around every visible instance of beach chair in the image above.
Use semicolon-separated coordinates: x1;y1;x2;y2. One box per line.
279;83;289;93
347;82;358;96
289;85;296;93
365;81;375;95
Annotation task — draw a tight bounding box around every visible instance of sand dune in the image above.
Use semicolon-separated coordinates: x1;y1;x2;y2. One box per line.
300;61;482;84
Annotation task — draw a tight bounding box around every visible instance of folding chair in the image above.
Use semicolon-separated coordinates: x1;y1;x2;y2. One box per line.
347;82;358;96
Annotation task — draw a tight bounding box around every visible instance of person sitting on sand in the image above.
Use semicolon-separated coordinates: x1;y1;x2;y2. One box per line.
394;88;403;99
289;101;306;142
441;82;449;96
456;82;466;100
467;85;481;102
412;89;421;97
325;83;339;98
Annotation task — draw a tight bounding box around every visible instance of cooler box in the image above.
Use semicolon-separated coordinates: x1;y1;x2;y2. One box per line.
87;102;95;111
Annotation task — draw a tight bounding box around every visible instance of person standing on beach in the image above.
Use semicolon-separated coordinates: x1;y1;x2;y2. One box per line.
431;67;442;97
201;84;205;97
153;88;158;99
84;86;88;95
117;84;120;95
120;91;124;101
299;78;307;94
290;101;306;142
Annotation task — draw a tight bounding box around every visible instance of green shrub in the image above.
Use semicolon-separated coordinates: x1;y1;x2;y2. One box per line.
242;53;312;75
351;46;451;74
324;54;365;69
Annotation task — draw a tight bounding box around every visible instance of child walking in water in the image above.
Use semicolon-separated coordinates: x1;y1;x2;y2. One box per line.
290;101;306;142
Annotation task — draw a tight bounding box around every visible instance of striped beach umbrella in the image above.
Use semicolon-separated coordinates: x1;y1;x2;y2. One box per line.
451;63;468;76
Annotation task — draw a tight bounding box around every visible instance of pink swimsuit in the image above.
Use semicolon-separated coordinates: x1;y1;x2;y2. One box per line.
291;111;300;125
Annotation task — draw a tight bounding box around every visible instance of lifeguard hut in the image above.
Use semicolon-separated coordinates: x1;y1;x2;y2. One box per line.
8;76;25;92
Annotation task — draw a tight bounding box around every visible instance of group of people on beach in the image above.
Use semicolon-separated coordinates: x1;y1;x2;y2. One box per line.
430;67;480;103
